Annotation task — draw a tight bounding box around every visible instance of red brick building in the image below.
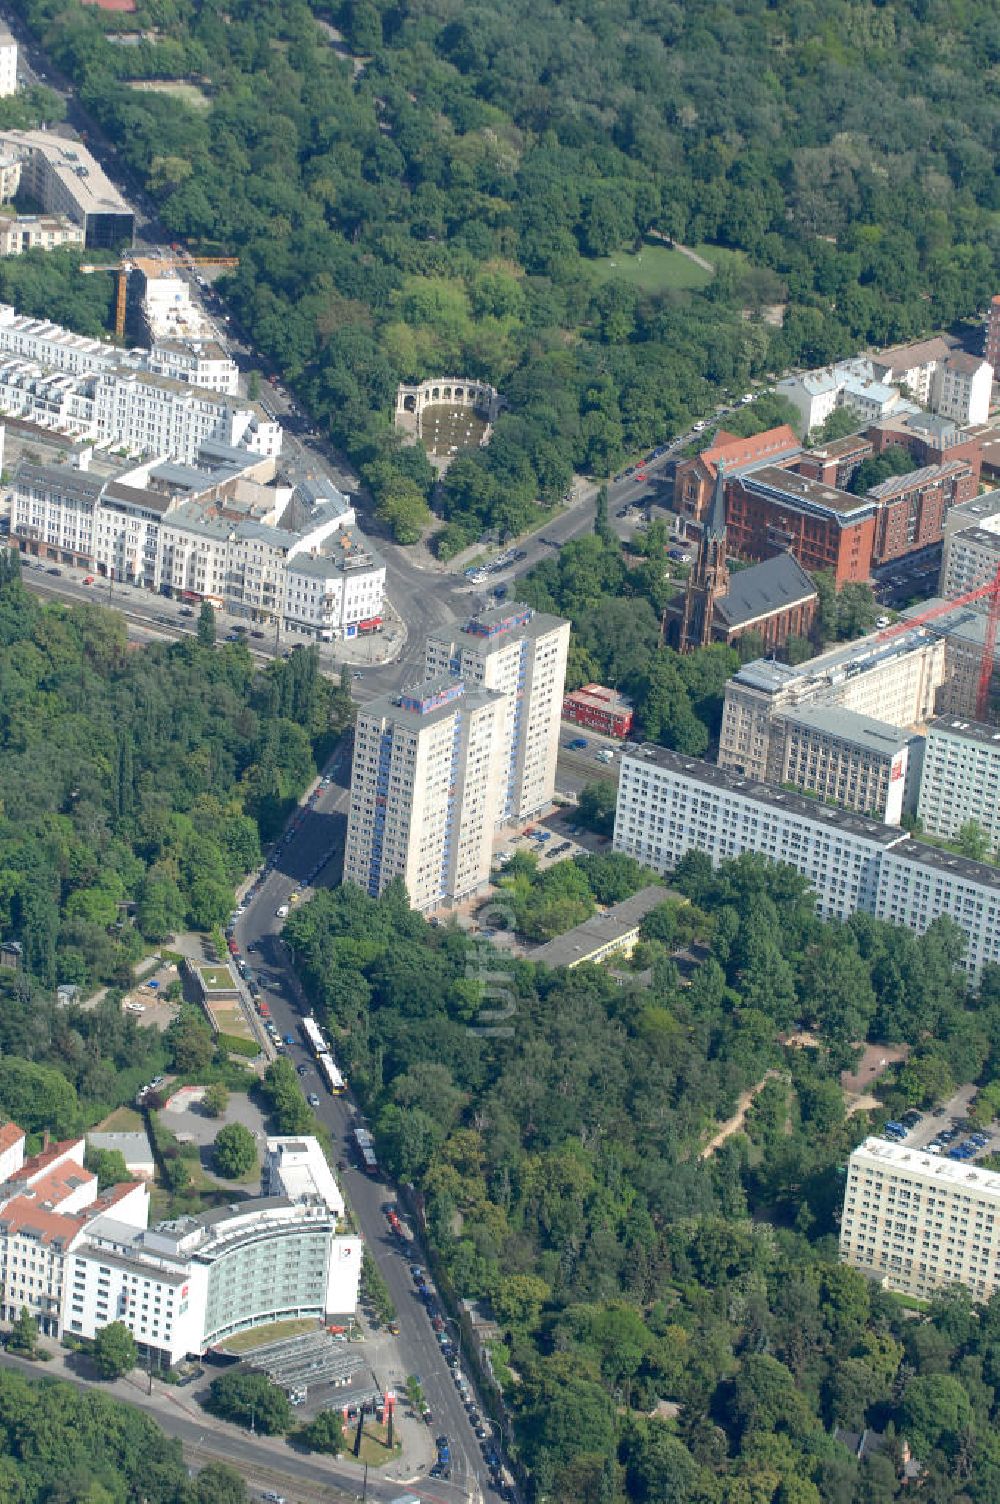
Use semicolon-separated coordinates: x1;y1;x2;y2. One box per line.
868;412;983;490
868;460;976;565
562;684;634;738
673;424;800;524
796;433;874;490
667;468;818;652
726;466;876;585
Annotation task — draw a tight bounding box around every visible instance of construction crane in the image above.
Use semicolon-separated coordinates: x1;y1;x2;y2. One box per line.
80;253;239;340
876;563;1000;721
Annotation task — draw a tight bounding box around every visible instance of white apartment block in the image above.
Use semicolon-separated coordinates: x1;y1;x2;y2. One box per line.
777;339;988;437
0;306;116;376
0;304;238;394
940;498;1000;603
0;216;84;257
613;746;1000;978
870;335;956;406
775;358;917;435
424;603;570;824
345;677;506;911
143;339;239;395
93;369;279;465
917;716;1000;853
0;131;133;247
615;747;900;920
0;1128;149;1337
930;353;993;429
841;1138;1000;1301
0;27;17;98
874;842;1000;979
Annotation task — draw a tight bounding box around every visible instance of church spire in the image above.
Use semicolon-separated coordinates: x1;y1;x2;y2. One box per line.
678;461;729;653
706;460;727;538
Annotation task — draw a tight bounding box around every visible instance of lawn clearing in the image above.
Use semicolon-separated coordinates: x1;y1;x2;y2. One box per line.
197;965;235;992
95;1107;144;1132
356;1422;403;1467
591;242;712;293
220;1318;317;1354
126;80;210;111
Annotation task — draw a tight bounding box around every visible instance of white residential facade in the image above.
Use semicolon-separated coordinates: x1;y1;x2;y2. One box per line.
0;1130;150;1338
917;717;1000;853
0;216;84;257
613;746;1000;978
93;369;279;465
0;27;17;97
144;340;239;396
930;353;993;428
12;457;384;636
344;677;506;911
424;603;570;824
841;1137;1000;1301
940;507;1000;603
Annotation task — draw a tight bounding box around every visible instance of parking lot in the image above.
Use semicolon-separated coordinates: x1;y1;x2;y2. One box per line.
463;545;528;588
876;1085;1000;1164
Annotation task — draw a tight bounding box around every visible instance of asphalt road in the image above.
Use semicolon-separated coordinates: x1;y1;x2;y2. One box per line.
232;752;494;1504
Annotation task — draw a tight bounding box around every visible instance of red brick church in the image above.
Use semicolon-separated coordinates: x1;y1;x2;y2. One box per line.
668;467;818;654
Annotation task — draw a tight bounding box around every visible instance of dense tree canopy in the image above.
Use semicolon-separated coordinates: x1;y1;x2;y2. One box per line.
0;1368;194;1501
284;861;1000;1502
12;0;999;546
0;558;335;997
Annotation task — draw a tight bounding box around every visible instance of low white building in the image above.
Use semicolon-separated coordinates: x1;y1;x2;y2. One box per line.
0;216;84;257
776;358;918;435
263;1136;346;1218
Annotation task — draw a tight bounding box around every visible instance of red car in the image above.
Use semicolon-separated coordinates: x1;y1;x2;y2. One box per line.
83;576;95;585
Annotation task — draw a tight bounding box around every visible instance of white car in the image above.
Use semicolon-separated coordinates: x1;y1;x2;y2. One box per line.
276;904;289;918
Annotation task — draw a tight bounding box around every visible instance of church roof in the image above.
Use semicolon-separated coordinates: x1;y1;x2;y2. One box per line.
715;551;817;629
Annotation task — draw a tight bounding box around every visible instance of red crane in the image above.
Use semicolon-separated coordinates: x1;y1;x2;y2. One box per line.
876;563;1000;721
